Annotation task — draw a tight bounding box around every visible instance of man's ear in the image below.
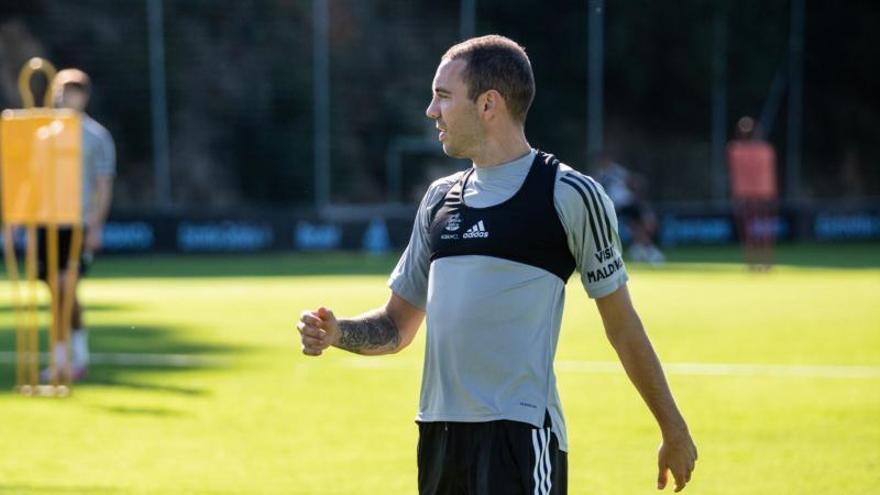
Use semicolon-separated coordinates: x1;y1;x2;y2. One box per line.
478;89;503;120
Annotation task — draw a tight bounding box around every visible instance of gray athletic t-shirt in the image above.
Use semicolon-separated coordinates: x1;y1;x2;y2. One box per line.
81;114;116;223
388;149;628;451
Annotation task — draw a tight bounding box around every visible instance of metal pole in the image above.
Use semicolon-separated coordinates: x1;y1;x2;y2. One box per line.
313;0;331;212
758;60;787;139
147;0;172;207
460;0;476;40
710;8;728;200
786;0;805;200
586;0;604;160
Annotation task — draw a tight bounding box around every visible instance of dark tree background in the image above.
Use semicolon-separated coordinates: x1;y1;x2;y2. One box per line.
1;0;877;210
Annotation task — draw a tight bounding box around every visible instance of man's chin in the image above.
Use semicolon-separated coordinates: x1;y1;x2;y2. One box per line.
441;143;467;159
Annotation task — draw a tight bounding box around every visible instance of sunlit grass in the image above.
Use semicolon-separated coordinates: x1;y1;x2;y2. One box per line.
0;246;877;494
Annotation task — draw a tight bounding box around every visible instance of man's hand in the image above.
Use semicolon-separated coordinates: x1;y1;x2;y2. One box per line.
297;295;423;357
297;307;339;356
595;285;697;492
657;428;698;492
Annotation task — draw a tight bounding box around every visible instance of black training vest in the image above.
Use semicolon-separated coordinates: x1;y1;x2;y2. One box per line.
428;151;576;282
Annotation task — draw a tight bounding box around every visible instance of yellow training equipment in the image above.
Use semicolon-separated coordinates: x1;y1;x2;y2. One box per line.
1;57;84;397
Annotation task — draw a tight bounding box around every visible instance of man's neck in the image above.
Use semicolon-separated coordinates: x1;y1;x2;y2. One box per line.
471;128;531;168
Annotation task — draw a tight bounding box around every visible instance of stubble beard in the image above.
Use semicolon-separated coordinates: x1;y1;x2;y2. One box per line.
441;116;483;161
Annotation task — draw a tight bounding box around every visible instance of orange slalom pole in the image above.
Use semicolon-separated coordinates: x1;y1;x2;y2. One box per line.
25;224;39;393
46;224;59;388
60;225;83;388
4;224;25;390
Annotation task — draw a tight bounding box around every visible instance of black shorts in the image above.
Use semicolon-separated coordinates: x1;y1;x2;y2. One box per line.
36;227;90;281
417;414;567;495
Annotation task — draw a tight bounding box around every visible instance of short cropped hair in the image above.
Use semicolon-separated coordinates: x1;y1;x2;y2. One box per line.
53;68;91;96
442;35;535;122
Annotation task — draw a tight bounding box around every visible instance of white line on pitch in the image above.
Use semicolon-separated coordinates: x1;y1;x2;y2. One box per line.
555;361;880;379
343;358;880;379
0;351;227;368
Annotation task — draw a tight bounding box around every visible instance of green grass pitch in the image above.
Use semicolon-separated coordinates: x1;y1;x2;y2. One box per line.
0;243;878;494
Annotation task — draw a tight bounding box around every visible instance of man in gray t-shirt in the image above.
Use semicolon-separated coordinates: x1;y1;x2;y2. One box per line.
40;68;116;382
298;35;697;494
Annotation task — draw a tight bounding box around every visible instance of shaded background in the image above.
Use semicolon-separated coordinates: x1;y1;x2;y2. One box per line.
0;0;877;214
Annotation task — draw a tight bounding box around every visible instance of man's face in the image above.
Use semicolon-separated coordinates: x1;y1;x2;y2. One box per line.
54;86;88;112
425;58;484;159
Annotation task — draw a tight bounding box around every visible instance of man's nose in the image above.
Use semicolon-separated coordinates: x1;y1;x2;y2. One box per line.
426;99;439;120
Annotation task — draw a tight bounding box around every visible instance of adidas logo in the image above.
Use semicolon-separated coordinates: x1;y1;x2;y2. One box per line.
462;220;489;239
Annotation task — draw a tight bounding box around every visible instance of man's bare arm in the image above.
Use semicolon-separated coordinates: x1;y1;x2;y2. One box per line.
298;293;424;356
595;284;697;492
86;176;113;252
336;308;401;355
87;176;113;227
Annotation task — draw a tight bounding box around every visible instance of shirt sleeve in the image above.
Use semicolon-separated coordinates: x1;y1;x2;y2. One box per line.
387;177;455;309
95;126;117;177
555;167;629;298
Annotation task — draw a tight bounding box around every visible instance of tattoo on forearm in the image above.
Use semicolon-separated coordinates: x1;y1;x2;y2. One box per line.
336;310;401;354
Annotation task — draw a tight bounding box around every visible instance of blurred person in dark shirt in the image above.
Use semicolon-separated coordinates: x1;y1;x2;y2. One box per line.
594;152;664;264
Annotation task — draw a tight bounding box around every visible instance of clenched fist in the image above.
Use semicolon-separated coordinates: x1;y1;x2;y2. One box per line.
297;307;339;356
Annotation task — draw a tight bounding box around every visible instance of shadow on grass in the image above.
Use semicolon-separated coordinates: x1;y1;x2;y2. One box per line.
91;404;188;417
0;320;247;396
0;302;135;314
85;375;208;396
89;252;401;279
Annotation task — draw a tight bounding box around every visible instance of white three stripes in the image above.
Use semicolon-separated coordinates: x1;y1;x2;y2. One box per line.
531;428;553;495
466;220;486;233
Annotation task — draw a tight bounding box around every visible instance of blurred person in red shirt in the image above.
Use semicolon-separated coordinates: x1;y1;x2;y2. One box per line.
727;116;777;269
